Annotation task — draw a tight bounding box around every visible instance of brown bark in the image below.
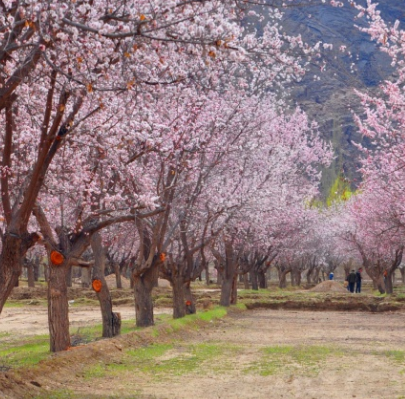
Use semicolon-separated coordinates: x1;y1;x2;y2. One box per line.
230;275;237;305
172;275;186;318
65;266;73;287
0;235;24;313
250;270;259;291
91;233;118;338
278;270;289;289
243;273;249;289
114;262;122;289
291;269;301;287
134;264;157;327
385;271;394;294
34;257;40;281
258;270;267;289
220;276;233;306
184;281;196;314
400;268;405;284
48;261;70;352
81;266;91;288
27;261;35;288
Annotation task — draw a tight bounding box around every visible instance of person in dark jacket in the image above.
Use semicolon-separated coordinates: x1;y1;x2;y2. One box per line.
347;270;357;293
355;268;363;293
356;268;363;294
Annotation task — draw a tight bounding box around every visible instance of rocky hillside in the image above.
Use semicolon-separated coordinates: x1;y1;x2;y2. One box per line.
279;1;405;196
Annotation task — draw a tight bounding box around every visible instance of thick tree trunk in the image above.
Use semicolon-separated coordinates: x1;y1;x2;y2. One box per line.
184;282;196;314
375;275;385;294
258;270;267;289
27;262;35;288
220;276;233;307
91;233;118;338
134;265;157;327
0;236;24;313
48;262;70;352
172;275;186;319
250;270;259;290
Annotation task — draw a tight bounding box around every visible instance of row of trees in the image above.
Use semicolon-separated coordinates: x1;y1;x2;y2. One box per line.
1;0;405;352
0;0;332;352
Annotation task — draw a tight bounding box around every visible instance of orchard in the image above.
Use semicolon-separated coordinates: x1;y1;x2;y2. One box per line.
0;3;405;391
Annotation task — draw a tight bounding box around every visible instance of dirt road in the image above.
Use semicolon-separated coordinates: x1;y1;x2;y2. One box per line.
0;305;171;337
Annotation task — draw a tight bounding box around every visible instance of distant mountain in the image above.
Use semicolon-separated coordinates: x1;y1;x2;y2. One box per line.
279;1;405;196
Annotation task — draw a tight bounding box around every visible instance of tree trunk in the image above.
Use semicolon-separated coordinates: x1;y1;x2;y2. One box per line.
81;266;90;288
172;275;186;319
114;262;122;289
243;273;249;289
291;269;301;286
0;236;24;313
250;270;258;290
376;275;385;294
306;268;314;285
184;282;196;314
220;276;233;307
385;272;394;294
48;262;70;352
205;262;210;286
27;262;35;288
230;275;237;305
258;270;267;289
65;266;73;288
400;268;405;284
34;257;40;281
134;264;157;327
279;271;288;289
216;270;222;285
91;233;118;338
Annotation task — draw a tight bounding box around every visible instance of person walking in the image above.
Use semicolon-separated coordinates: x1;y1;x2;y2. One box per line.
355;268;362;293
347;269;357;293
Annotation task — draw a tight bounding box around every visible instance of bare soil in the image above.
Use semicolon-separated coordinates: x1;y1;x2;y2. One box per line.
0;305;171;337
1;307;405;399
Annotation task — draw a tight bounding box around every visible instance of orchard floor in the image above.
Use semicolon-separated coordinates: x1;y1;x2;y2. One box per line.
2;307;405;399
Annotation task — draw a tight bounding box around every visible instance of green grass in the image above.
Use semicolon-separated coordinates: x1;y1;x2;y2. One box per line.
82;308;230;380
123;342;231;377
383;350;405;364
82;341;227;380
244;345;346;377
0;335;50;368
1;306;228;371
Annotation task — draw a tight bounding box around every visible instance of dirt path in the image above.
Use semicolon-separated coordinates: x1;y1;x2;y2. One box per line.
2;308;405;399
74;309;405;399
0;306;171;337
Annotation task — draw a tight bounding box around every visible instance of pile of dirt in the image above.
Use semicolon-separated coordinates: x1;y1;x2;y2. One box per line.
309;280;348;293
104;274;131;289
